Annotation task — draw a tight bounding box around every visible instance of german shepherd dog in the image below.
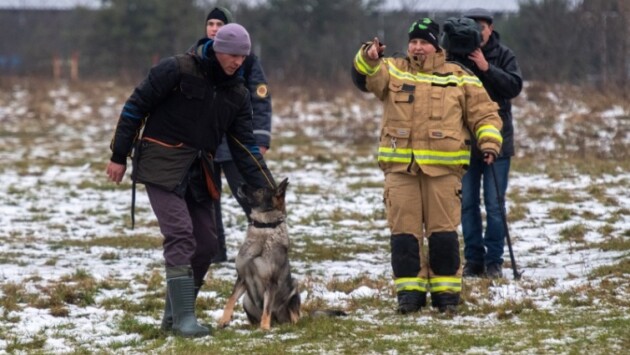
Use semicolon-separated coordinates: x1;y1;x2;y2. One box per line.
218;178;301;330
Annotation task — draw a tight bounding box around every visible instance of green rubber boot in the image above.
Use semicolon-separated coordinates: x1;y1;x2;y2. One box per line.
160;285;201;332
166;266;210;337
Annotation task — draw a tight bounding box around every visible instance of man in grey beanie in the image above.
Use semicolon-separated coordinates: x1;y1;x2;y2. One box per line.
106;23;274;337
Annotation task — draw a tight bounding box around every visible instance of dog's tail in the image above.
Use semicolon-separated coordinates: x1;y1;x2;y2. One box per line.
309;309;348;318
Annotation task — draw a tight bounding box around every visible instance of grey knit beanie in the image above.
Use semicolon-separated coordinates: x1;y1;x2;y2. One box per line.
212;23;251;56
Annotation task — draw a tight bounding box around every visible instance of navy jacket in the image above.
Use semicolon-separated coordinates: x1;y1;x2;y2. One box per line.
214;50;272;162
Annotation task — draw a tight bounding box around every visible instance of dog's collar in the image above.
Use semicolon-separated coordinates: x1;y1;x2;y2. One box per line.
251;219;284;229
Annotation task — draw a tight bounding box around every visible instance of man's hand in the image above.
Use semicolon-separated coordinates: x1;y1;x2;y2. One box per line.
365;37;386;61
106;161;127;184
483;152;496;165
468;48;489;72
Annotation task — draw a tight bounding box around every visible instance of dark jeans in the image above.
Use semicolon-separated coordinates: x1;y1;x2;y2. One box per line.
146;185;217;286
213;160;251;242
461;156;511;267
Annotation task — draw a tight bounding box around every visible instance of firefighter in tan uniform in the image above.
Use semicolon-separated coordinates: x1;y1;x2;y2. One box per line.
352;18;503;314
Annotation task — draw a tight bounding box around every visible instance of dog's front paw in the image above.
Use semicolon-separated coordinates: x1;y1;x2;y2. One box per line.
218;315;232;328
260;314;271;331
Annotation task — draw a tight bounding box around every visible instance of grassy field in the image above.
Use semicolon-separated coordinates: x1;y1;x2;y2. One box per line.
0;80;628;354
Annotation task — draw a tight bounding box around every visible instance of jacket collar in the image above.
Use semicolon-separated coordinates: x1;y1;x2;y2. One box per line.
482;32;501;59
191;38;243;86
408;50;446;72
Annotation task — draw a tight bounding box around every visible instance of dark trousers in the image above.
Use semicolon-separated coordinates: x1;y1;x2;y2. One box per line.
213;160;251;242
146;184;217;287
461;156;511;267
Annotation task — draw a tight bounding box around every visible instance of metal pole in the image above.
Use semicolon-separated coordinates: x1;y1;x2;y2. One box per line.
490;163;522;280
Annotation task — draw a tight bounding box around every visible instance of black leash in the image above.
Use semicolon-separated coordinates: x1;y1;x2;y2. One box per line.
490;163;522;280
131;179;136;230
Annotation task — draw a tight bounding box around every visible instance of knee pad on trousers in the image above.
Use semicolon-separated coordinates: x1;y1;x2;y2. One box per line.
390;234;420;278
428;231;460;275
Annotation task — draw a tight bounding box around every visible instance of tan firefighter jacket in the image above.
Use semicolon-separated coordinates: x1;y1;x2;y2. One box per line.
354;44;503;177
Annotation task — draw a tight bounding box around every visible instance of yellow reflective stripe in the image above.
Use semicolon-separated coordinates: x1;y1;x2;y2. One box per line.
476;125;503;143
429;277;462;292
379;147;470;165
413;149;470;165
354;51;371;75
378;147;413;163
354;49;380;76
385;59;482;87
394;277;429;292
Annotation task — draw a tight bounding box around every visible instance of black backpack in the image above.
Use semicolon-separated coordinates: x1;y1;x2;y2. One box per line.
440;17;482;55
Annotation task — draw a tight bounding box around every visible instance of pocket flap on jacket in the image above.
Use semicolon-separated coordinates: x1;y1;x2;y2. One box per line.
389;82;416;92
384;127;411;138
429;129;457;139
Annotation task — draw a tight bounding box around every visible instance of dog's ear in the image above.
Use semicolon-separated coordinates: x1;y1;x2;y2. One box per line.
276;178;289;198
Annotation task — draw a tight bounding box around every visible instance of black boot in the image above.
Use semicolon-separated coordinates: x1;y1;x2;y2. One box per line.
211;233;228;263
166;266;210;337
397;291;426;314
431;292;460;314
463;262;484;278
485;263;503;279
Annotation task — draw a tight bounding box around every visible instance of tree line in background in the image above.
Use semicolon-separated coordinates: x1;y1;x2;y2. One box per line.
0;0;627;89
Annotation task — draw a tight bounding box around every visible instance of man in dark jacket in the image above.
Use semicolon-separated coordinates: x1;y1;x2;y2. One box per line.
202;7;273;263
449;8;523;279
106;23;274;337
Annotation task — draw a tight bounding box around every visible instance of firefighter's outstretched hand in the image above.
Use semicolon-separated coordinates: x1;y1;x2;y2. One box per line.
107;161;127;184
366;37;386;60
483;151;496;165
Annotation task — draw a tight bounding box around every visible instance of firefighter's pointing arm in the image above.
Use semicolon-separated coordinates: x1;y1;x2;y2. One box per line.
365;37;386;60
